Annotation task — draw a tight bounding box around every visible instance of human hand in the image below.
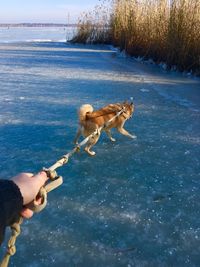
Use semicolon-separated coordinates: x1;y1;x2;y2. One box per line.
12;172;48;219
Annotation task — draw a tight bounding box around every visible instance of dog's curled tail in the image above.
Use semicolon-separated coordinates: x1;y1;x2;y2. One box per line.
79;104;93;122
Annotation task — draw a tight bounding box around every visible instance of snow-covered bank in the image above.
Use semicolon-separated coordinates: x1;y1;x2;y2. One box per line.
109;45;200;112
0;42;199;267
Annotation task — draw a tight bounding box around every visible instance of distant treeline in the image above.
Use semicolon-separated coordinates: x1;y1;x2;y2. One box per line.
0;23;77;27
71;0;200;75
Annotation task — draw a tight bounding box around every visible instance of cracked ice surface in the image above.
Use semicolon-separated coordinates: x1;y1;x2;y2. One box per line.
0;41;200;267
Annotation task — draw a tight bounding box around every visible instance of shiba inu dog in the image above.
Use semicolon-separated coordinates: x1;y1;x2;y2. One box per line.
74;101;136;156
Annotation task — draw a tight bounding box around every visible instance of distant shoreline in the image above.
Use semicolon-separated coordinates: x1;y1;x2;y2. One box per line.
0;23;77;27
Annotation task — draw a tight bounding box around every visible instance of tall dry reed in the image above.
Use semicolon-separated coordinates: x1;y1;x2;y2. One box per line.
71;0;200;74
167;0;200;71
70;1;112;44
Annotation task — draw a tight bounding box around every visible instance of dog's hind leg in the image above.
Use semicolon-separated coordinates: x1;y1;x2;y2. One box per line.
117;126;137;139
105;129;116;142
84;133;100;156
74;126;82;144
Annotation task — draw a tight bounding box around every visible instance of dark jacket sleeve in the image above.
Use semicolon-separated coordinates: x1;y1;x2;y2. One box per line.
0;180;23;245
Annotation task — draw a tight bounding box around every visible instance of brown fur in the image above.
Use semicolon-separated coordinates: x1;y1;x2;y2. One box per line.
74;102;136;156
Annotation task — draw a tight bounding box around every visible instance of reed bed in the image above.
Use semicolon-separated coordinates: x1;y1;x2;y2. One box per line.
70;1;112;44
71;0;200;74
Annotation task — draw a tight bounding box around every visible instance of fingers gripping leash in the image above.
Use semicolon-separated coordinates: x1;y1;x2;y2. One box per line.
0;167;65;267
28;169;64;213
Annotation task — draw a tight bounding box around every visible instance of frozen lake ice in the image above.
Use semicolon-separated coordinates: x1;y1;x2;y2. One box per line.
0;37;200;267
0;26;75;43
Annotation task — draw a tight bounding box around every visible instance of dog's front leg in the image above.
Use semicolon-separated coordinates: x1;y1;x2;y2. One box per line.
105;129;116;142
117;126;137;139
74;127;82;144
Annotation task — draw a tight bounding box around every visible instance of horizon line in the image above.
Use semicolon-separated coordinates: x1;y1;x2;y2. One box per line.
0;22;77;26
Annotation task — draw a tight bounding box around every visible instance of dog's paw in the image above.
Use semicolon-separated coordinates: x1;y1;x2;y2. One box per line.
130;134;137;139
89;151;96;156
110;137;116;142
84;148;96;156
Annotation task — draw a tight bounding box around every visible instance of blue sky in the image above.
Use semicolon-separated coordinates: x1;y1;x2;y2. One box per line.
0;0;102;23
